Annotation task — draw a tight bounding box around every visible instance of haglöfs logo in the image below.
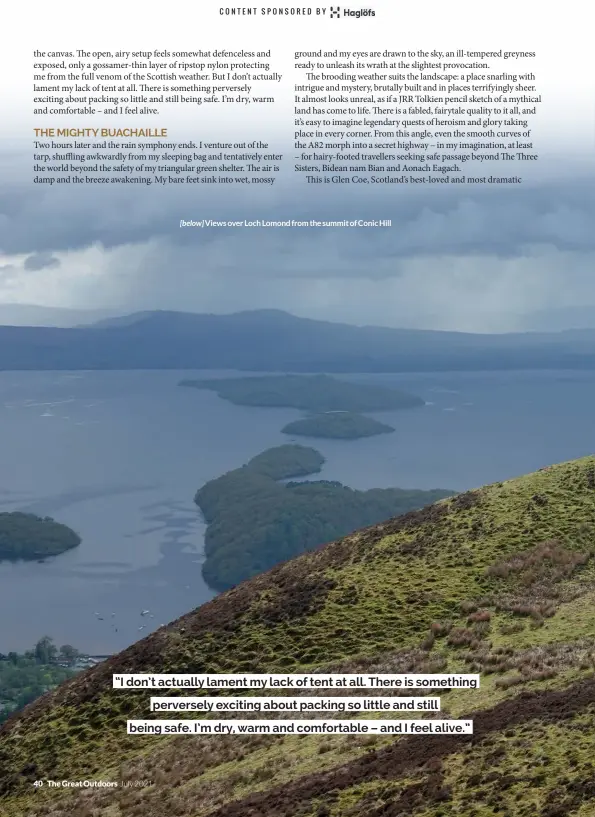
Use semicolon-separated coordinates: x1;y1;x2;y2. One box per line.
328;7;376;17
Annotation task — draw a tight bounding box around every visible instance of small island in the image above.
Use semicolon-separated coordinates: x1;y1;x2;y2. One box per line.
282;411;395;440
245;444;325;479
0;512;81;561
180;373;424;413
195;444;453;590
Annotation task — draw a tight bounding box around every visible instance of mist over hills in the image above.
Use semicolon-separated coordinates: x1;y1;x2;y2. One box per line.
0;303;120;327
523;305;595;332
2;308;595;372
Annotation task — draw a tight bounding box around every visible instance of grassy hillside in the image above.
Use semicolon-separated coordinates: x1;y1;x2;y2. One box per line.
2;456;595;816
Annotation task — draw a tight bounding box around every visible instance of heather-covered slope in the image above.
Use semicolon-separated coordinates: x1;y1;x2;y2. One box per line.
2;456;595;816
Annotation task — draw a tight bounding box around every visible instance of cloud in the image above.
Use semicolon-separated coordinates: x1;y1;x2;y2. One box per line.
23;252;60;271
1;151;595;331
2;234;589;332
0;264;17;282
1;148;594;260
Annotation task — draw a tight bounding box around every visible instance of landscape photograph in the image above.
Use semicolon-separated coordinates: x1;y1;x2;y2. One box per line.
2;29;595;811
2;301;595;815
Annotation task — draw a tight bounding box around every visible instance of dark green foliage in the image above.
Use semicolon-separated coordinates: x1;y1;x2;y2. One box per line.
0;512;81;560
195;445;453;590
0;638;79;724
282;411;395;439
180;373;424;412
245;444;325;479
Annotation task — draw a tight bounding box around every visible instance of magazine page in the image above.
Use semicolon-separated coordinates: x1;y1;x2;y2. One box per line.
1;1;594;815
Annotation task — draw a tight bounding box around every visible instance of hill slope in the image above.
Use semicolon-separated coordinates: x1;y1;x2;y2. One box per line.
2;456;595;816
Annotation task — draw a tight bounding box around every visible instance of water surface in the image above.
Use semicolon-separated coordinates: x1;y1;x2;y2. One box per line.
0;368;593;652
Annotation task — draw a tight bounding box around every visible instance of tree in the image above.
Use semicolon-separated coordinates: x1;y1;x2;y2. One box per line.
58;645;79;666
34;636;57;665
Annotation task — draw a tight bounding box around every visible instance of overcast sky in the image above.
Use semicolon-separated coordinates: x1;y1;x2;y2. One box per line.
0;171;594;331
2;0;594;332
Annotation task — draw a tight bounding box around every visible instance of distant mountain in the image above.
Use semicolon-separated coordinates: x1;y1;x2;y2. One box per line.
89;310;162;328
1;308;595;371
0;304;120;327
2;455;595;815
